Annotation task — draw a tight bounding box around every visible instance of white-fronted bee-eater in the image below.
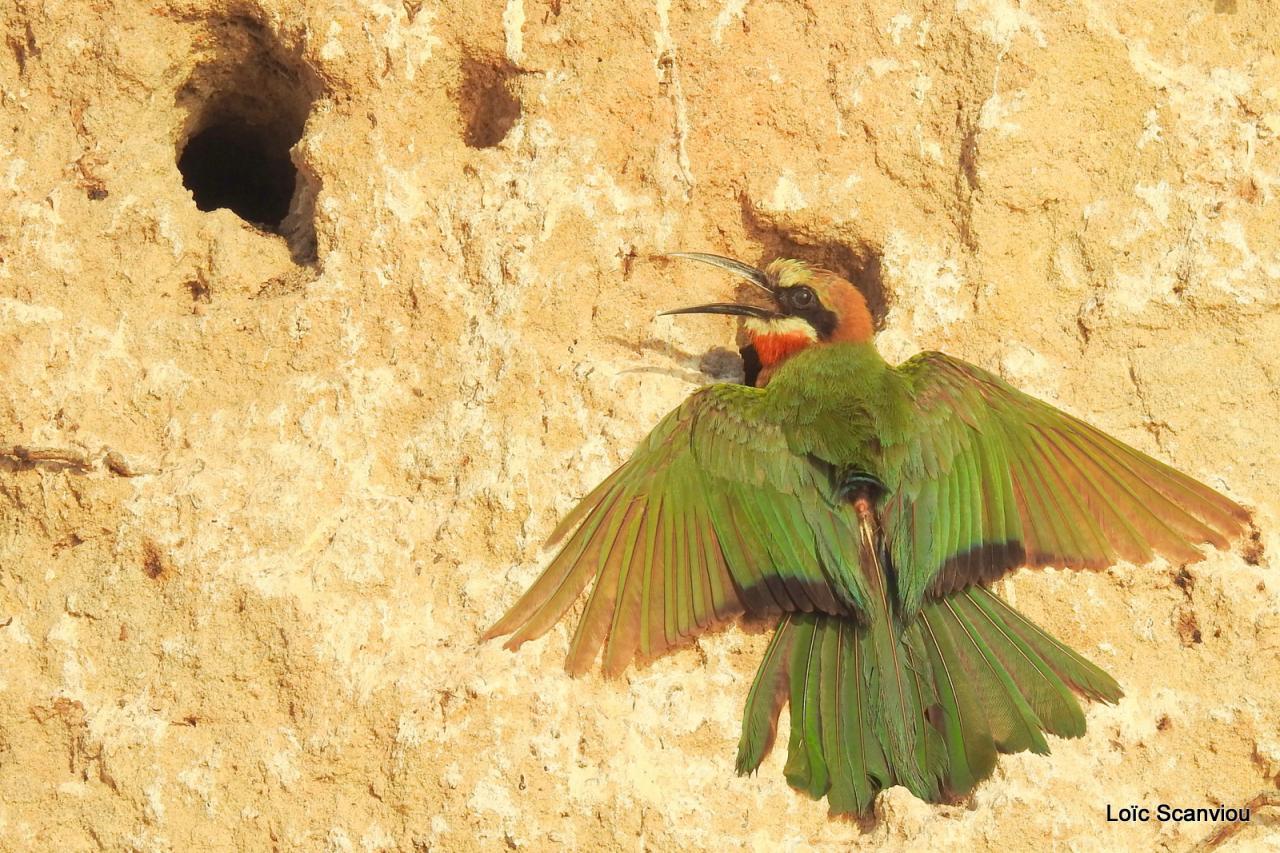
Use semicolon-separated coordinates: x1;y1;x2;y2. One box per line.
486;252;1250;816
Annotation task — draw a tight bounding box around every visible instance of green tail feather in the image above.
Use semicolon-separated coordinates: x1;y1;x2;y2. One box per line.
736;616;794;774
917;605;997;796
736;586;1122;815
836;618;889;813
970;587;1122;704
929;597;1051;755
783;616;830;797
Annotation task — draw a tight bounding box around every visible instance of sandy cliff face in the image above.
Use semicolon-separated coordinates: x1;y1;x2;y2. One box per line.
1;0;1277;849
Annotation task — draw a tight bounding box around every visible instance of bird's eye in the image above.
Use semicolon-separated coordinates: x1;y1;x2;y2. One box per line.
790;287;815;308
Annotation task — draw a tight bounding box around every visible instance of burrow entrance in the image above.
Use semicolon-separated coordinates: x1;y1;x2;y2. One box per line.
179;121;296;226
742;212;891;329
456;55;522;149
175;16;323;264
731;213;890;386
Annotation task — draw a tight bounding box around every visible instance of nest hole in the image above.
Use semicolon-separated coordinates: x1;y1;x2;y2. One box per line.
458;56;521;148
175;16;323;264
179;118;296;226
712;211;891;386
741;233;889;330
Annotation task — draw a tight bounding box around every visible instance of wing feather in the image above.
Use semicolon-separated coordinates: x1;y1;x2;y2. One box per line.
886;353;1249;614
486;384;864;676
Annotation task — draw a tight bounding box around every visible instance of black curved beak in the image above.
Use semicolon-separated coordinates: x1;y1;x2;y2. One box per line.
663;252;774;294
660;302;777;319
660;252;779;320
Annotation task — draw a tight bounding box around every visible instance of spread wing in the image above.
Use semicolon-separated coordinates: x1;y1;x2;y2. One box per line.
882;352;1251;615
485;383;872;676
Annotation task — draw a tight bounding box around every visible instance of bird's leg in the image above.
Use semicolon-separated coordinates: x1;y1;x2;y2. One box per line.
852;487;903;613
853;494;876;524
852;490;888;598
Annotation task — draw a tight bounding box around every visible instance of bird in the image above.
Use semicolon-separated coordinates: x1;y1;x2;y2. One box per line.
484;252;1251;816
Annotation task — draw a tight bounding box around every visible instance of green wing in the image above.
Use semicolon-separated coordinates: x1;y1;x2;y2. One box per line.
882;352;1251;615
485;383;871;676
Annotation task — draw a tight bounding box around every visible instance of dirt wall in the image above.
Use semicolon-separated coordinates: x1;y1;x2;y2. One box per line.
1;1;1277;849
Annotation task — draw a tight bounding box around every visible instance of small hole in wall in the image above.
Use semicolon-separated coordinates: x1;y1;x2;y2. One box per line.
458;56;521;148
179;118;296;227
175;16;324;264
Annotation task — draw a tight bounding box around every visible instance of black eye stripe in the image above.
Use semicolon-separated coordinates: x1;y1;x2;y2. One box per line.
778;286;836;339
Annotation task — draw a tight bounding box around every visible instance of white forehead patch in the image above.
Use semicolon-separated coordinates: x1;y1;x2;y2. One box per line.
743;316;819;339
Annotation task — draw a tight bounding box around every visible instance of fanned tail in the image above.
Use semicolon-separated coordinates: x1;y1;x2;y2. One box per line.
736;587;1121;816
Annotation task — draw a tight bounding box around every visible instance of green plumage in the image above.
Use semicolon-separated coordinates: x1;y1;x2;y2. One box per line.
485;341;1249;815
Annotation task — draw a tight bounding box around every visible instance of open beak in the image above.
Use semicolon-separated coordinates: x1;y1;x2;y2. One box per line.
660;251;779;319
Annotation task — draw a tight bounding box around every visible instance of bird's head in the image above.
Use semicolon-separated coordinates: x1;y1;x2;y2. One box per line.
662;252;874;379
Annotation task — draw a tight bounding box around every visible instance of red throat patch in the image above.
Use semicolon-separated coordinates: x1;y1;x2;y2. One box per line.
752;332;815;369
